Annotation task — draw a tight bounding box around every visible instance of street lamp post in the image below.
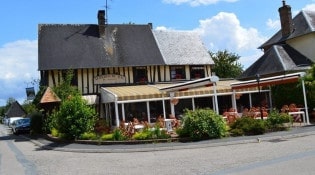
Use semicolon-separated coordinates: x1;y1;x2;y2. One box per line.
256;74;263;120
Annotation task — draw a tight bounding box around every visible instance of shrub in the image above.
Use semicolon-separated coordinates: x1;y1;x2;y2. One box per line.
112;128;127;141
179;108;227;140
79;132;98;140
266;110;293;131
101;133;114;141
94;119;110;134
51;128;59;137
30;112;44;134
230;117;266;136
132;131;152;140
50;95;97;140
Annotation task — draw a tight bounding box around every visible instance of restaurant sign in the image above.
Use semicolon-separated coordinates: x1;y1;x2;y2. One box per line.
94;74;126;84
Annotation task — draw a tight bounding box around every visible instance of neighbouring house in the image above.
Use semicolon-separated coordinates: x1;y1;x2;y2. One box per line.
239;0;314;80
5;101;26;118
233;1;314;124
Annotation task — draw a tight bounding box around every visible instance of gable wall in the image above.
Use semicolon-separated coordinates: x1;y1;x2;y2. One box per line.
287;33;315;62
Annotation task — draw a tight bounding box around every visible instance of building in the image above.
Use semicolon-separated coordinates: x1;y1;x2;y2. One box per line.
5;101;26;118
41;8;290;126
240;0;314;79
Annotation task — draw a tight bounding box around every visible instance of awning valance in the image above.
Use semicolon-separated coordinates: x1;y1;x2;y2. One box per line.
231;72;305;90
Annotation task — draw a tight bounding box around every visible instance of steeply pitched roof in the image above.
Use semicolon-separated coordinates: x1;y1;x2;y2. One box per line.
153;30;213;65
239;44;312;80
38;24;165;70
38;24;213;71
259;10;315;49
5;101;26;118
40;87;61;103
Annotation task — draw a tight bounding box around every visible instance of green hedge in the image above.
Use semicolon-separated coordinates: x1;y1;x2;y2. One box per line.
177;108;227;140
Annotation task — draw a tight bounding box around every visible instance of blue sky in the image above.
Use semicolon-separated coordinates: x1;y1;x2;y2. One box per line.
0;0;314;106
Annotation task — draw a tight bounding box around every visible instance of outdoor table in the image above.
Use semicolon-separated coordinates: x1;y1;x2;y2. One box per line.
288;111;305;125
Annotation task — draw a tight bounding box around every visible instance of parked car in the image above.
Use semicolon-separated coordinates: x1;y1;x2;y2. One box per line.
2;116;9;125
11;118;31;134
8;117;24;128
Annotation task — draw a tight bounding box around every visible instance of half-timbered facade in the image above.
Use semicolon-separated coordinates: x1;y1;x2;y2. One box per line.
39;10;231;126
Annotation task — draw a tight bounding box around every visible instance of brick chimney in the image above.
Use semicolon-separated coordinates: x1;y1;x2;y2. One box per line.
97;10;106;37
278;0;293;37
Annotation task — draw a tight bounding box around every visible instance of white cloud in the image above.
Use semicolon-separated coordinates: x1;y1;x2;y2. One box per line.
266;18;280;30
0;40;38;106
303;3;315;11
157;12;266;69
192;12;266;68
162;0;238;6
156;26;175;31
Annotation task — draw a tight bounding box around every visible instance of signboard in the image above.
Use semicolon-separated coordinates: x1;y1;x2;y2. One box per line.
26;87;35;100
94;74;126;84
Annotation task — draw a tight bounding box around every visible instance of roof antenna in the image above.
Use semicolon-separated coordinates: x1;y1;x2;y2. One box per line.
282;0;286;6
105;0;112;25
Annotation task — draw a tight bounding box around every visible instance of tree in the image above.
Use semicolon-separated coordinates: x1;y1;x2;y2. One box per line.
303;64;315;110
48;69;97;139
209;50;243;78
53;70;80;101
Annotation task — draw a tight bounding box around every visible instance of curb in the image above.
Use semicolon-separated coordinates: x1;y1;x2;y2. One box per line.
26;127;315;153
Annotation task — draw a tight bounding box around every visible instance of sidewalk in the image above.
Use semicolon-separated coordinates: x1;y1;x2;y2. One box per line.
25;124;315;153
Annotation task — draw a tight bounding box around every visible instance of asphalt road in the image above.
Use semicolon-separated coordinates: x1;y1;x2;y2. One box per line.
1;124;315;175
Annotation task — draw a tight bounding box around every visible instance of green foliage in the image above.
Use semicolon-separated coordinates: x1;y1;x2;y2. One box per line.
30;112;44;134
132;130;152;140
266;110;292;130
303;64;315;110
79;132;98;140
32;85;47;107
22;100;38;114
179;108;227;140
112;128;127;141
230;117;266;136
209;50;243;78
0;98;16;116
51;95;97;140
53;70;80;101
271;83;304;109
101;133;114;141
51;128;59;137
132;127;170;140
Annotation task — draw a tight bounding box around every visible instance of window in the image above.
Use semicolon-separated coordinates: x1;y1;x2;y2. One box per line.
170;66;186;80
190;65;205;79
133;67;147;84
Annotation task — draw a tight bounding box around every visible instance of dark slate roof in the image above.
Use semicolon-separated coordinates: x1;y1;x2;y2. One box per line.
238;44;312;80
153;30;214;65
5;101;26;118
38;24;165;70
259;10;315;49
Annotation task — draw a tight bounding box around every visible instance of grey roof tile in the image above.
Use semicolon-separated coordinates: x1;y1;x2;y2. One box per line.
38;24;165;70
153;30;213;65
239;44;312;80
5;101;26;118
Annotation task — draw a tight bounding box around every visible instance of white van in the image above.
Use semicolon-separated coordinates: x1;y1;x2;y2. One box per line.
8;117;24;128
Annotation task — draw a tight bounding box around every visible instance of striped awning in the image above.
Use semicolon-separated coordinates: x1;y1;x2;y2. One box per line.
231;72;304;90
101;80;242;103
